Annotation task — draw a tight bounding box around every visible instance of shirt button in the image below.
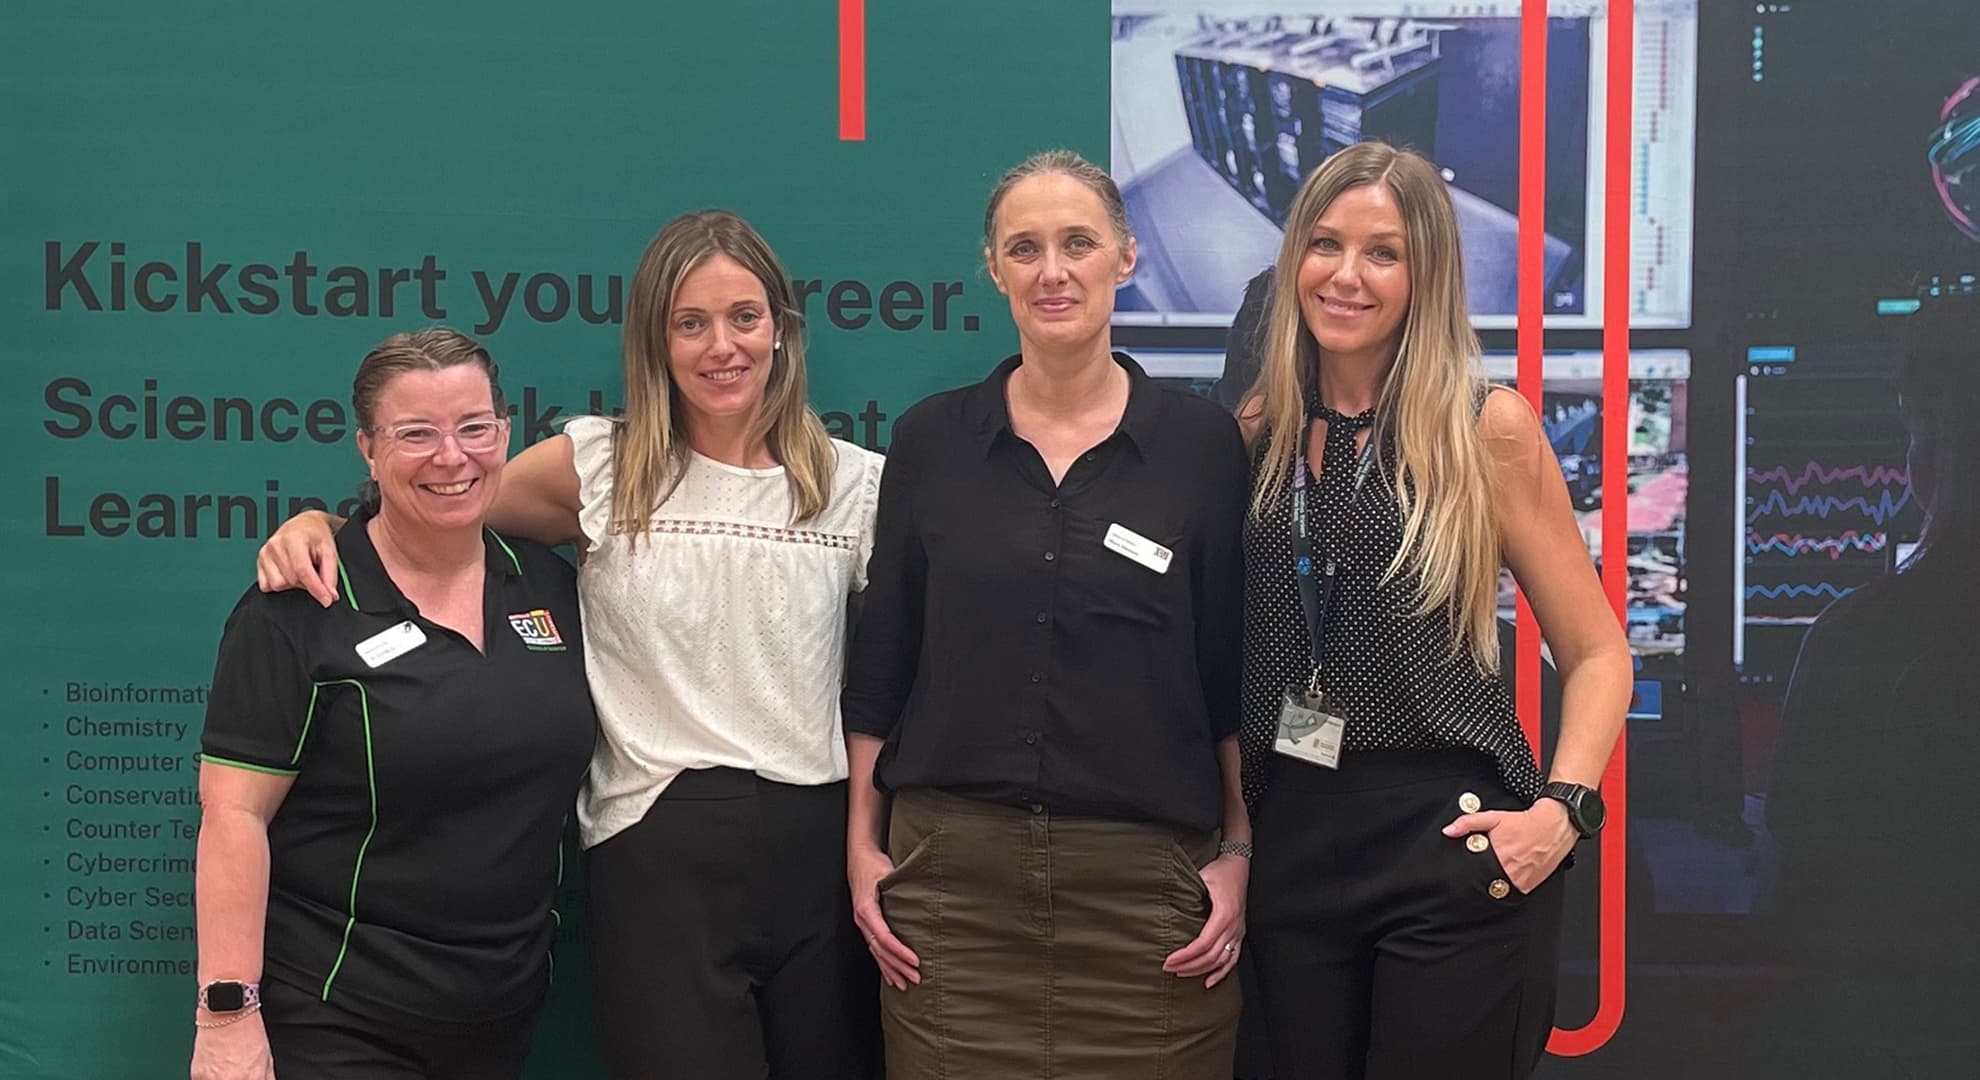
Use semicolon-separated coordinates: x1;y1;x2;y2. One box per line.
1043;551;1056;562
1488;879;1512;900
1024;732;1039;745
1029;672;1044;684
1034;612;1048;624
1049;498;1061;509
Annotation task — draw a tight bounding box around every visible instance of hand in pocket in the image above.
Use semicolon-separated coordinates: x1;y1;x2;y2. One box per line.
1442;802;1576;894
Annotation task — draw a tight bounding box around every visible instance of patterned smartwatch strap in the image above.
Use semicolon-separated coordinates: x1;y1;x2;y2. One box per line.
197;980;261;1012
1218;839;1254;860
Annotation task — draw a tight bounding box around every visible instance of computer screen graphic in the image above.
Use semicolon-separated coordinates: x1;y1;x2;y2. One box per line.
1110;1;1697;334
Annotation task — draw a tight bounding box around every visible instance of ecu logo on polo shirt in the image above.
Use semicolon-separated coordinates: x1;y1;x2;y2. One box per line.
508;608;566;651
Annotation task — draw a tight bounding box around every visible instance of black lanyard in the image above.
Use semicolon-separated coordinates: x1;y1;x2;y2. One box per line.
1290;430;1378;683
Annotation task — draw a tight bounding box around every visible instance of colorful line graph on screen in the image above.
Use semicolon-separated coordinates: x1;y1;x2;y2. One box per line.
1744;456;1916;633
1746;530;1888;559
1745;486;1912;525
1744;463;1910;494
1744;582;1854;600
1737;347;1925;684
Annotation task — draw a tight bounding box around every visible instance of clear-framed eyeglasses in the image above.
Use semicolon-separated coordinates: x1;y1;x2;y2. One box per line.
372;417;510;458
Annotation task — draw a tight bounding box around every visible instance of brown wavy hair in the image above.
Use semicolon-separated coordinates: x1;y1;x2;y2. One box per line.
609;210;835;536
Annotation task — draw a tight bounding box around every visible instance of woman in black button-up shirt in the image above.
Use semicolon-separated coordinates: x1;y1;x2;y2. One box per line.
841;150;1252;1079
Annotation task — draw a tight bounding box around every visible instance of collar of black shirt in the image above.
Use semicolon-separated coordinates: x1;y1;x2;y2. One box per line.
332;504;525;617
964;351;1163;461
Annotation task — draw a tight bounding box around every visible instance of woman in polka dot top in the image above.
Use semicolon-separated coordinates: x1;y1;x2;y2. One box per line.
1233;142;1632;1079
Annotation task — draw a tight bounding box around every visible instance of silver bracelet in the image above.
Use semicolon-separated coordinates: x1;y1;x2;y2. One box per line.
1217;839;1254;860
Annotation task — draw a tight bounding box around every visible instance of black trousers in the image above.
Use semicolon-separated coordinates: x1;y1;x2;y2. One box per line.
1248;749;1566;1080
260;976;542;1080
587;768;881;1080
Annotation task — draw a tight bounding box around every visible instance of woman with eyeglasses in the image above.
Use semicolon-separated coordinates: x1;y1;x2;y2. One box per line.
192;329;595;1080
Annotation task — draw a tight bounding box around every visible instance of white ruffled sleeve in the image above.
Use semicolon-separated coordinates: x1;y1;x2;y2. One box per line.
851;447;886;593
562;415;618;556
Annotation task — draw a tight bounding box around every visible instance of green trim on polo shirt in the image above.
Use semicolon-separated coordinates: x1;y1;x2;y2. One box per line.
316;677;378;1002
337;562;359;611
486;528;523;576
197;754;300;777
195;670;335;776
292;684;327;766
547;818;566;983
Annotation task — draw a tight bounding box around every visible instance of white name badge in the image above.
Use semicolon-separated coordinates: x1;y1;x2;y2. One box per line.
355;621;427;669
1274;688;1346;769
1103;523;1173;574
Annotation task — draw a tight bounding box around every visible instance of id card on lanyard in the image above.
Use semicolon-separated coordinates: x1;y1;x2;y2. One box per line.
1273;430;1377;770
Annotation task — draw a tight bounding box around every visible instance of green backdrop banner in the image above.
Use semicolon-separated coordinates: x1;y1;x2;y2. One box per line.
32;3;1972;1077
1;3;1102;1076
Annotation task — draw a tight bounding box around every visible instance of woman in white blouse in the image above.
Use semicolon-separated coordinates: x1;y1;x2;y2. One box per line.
253;211;885;1079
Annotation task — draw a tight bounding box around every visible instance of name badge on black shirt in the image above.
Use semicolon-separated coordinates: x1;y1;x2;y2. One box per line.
355;621;426;668
1103;522;1172;574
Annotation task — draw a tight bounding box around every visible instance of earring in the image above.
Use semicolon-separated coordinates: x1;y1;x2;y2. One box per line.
774;339;783;351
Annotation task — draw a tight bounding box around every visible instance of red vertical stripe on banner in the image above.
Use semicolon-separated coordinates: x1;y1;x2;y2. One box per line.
1514;0;1548;758
1549;0;1631;1056
839;0;866;141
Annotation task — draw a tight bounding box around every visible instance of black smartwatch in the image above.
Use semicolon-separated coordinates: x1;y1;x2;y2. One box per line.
197;980;260;1013
1537;782;1606;839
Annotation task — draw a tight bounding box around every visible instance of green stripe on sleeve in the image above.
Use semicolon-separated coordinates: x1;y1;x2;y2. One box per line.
197;754;300;777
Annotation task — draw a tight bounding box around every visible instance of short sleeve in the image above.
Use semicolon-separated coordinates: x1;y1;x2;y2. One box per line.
852;449;886;593
563;415;618;555
199;589;316;775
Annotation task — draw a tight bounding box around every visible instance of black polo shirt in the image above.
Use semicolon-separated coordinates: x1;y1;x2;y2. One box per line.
843;352;1247;832
200;506;595;1026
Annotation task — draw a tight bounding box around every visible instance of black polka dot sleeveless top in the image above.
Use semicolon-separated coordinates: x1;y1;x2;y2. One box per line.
1237;400;1544;807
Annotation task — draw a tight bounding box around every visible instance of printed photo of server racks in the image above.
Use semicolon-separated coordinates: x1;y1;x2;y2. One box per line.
1111;5;1594;325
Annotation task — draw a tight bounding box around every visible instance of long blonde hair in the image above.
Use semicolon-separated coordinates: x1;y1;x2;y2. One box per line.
1246;142;1502;673
611;210;836;535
